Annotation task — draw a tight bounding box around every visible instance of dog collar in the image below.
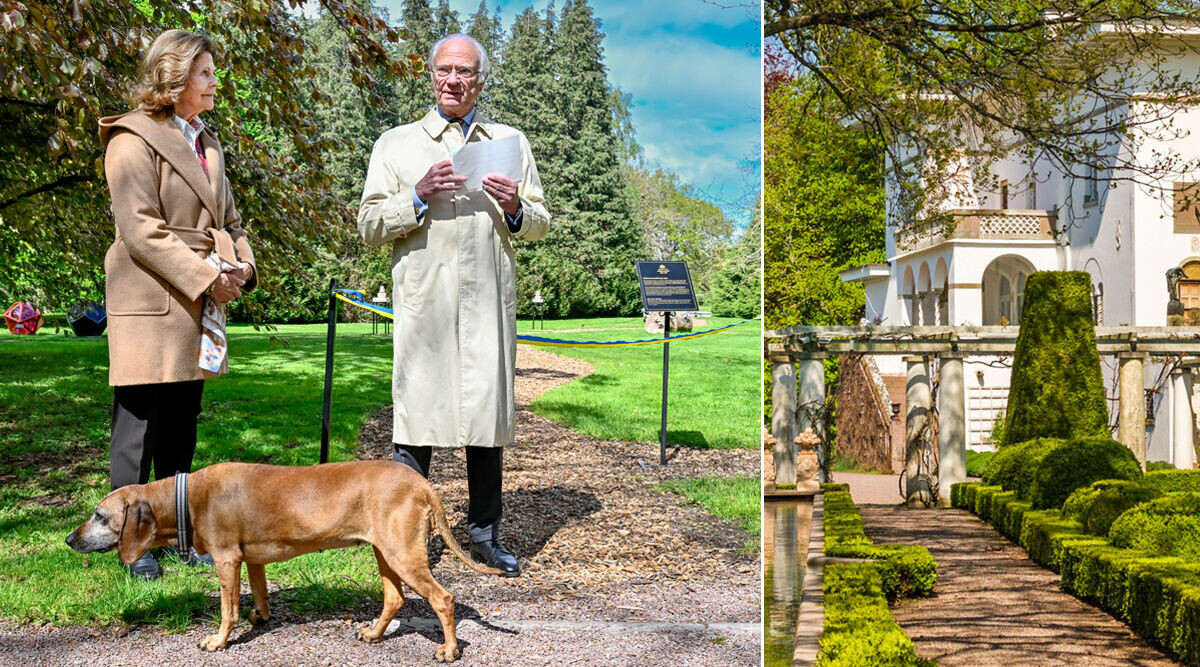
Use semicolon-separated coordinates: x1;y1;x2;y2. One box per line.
174;472;191;555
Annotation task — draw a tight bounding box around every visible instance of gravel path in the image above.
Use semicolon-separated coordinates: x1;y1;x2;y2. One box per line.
0;346;760;666
855;503;1178;666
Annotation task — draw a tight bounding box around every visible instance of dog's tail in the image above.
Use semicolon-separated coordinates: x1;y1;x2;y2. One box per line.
426;487;505;576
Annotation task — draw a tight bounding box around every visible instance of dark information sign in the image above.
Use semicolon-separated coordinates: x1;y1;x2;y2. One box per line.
636;261;698;312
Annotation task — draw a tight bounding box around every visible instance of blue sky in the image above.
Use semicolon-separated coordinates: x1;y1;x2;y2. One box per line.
375;0;762;227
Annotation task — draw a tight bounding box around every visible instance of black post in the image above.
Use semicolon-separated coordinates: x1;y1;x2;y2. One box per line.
321;278;339;464
660;311;671;465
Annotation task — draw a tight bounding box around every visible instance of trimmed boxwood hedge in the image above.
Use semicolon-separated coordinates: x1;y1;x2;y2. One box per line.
1109;493;1200;562
818;564;935;667
980;437;1065;497
823;491;938;599
1142;470;1200;495
1028;437;1142;510
1062;480;1161;537
1003;272;1109;445
818;490;937;666
952;481;1200;665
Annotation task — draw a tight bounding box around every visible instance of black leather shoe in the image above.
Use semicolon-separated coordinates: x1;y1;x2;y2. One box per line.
470;539;520;577
161;546;215;567
126;551;160;580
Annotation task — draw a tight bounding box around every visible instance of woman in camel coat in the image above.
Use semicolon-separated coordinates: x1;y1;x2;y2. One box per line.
99;29;256;578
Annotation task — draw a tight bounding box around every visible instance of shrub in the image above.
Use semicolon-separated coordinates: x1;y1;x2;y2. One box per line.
981;438;1066;499
965;449;994;477
1147;460;1177;472
821;483;851;493
823;491;937;599
1143;469;1200;495
1109;493;1200;562
818;564;935;667
1028;437;1143;510
1061;480;1161;536
1003;272;1109;444
956;481;1200;664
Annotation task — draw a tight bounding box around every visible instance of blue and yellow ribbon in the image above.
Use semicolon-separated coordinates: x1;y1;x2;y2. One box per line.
332;289;758;348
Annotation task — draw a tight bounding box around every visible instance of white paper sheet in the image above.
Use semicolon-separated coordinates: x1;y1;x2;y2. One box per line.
450;134;523;191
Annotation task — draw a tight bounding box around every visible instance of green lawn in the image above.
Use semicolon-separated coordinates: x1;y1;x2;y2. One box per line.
0;317;758;627
658;475;760;551
520;316;761;449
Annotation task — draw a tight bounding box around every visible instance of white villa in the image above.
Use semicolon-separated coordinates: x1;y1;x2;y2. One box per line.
840;26;1200;469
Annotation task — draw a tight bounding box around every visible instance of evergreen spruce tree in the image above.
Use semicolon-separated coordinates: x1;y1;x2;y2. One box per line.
544;0;644;315
434;0;461;37
395;0;438;123
491;8;578;316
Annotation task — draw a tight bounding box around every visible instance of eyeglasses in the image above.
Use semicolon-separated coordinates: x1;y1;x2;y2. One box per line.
434;65;480;81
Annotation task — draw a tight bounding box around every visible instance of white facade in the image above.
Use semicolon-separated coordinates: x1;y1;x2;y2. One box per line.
844;42;1200;468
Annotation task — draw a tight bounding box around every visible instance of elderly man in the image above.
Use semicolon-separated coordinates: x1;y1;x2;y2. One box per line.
357;33;549;577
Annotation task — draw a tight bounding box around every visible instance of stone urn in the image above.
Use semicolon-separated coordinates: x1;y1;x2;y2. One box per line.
794;428;821;487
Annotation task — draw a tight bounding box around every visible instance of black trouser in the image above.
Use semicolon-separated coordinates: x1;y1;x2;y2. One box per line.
394;444;503;544
110;381;204;491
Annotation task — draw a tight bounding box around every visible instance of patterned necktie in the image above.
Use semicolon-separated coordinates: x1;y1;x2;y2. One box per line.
450;117;466;137
194;136;209;179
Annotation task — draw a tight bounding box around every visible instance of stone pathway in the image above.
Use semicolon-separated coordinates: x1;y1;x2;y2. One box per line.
854;502;1179;666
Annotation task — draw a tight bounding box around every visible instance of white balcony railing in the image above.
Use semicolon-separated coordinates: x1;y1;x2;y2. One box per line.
894;209;1057;252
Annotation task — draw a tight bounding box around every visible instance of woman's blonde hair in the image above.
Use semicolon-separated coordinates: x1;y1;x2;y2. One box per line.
131;29;216;116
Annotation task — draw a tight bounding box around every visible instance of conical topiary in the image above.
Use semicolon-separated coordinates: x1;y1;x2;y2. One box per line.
1003;271;1109;445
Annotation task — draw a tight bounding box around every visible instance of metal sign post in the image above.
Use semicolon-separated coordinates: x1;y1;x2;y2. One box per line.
659;311;671;465
635;262;698;466
320;278;339;464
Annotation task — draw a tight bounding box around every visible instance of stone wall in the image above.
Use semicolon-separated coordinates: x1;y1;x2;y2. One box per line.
835;354;898;472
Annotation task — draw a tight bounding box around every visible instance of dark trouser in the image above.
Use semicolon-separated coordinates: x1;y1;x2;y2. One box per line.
110;380;204;491
394;444;503;544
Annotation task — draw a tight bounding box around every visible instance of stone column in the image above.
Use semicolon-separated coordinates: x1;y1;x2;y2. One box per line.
1117;353;1147;469
771;354;797;486
1172;370;1196;470
937;354;966;506
905;355;935;506
796;353;827;483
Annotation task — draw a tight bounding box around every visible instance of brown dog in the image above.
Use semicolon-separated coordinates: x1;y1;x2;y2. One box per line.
66;460;501;661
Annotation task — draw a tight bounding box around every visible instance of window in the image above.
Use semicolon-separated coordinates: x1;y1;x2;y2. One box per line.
1181;282;1200;311
1026;179;1037;209
1084;164;1099;205
1182;262;1200;314
999;276;1012;323
1000;180;1009;209
1174;182;1200;234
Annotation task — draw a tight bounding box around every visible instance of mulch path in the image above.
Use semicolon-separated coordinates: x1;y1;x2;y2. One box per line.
0;345;761;666
855;503;1178;665
357;345;760;613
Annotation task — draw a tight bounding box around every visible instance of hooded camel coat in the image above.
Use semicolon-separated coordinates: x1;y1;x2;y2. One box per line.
99;109;257;387
358;109;549;448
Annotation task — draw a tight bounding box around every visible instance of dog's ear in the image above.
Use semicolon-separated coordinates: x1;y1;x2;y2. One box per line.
117;500;157;565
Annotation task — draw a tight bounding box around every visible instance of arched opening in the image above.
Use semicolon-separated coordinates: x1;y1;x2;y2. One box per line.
934;258;949;325
918;262;933;325
981;255;1036;325
902;265;917;325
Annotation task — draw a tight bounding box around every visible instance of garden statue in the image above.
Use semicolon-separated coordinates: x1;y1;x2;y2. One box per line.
4;301;42;335
1167;267;1185;317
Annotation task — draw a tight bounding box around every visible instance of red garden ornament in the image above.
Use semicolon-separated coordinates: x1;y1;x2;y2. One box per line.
4;302;43;335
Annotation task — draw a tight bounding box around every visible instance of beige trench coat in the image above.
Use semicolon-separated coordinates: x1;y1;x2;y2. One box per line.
358;109;550;448
100;110;257;386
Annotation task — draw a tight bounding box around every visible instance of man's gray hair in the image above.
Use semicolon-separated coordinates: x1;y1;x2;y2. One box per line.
429;33;490;81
